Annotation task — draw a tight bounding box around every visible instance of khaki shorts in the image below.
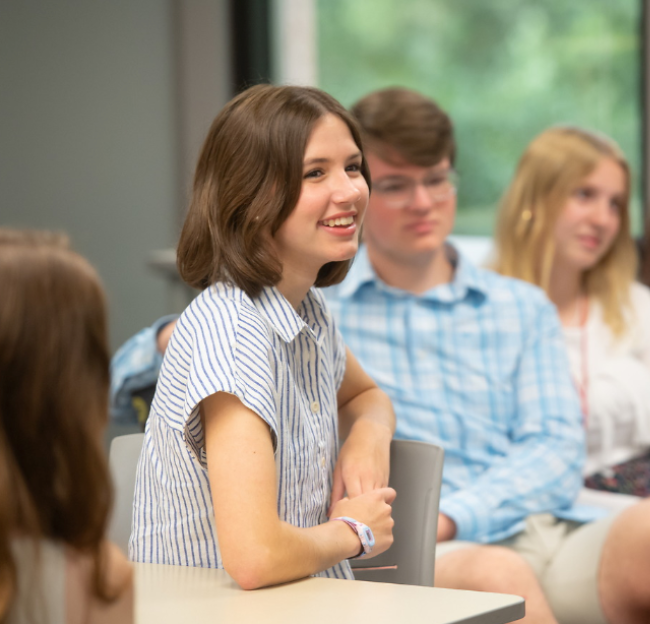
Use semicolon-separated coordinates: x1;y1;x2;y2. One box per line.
436;513;619;624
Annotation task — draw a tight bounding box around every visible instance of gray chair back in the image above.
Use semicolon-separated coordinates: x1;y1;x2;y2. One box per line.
107;433;443;586
108;432;145;553
350;439;444;587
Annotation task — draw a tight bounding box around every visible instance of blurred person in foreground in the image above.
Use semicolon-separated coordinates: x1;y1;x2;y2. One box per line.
0;229;133;623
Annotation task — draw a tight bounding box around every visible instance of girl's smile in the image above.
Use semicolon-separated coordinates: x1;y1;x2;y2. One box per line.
273;113;369;294
318;211;358;234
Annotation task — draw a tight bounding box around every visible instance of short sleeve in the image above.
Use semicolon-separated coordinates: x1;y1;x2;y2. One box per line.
154;290;279;464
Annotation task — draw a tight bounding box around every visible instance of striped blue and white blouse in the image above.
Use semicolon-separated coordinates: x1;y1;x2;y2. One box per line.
129;282;353;580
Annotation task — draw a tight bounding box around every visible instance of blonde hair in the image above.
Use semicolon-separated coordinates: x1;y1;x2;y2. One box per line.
493;126;637;335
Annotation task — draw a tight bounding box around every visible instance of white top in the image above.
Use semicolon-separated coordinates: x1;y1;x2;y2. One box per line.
564;282;650;475
129;282;352;580
7;539;65;624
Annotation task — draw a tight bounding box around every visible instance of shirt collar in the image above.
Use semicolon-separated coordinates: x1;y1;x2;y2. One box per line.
337;245;377;298
253;285;329;343
337;243;488;304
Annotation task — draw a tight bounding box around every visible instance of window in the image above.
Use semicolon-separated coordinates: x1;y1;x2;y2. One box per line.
316;0;643;235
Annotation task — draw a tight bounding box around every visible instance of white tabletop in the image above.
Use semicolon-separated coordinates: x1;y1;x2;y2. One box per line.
135;563;524;624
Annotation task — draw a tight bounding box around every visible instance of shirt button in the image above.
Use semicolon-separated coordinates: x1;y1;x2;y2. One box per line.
311;401;320;413
321;456;326;467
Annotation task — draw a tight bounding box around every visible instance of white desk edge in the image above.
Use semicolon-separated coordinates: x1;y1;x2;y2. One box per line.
134;562;524;624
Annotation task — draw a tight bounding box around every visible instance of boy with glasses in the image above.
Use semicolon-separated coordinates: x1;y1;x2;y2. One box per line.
372;168;459;208
326;87;650;624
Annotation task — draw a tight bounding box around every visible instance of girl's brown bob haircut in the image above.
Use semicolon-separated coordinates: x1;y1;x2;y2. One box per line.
0;229;119;615
177;84;371;296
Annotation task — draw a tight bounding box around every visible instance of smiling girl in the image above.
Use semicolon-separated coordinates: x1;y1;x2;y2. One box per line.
129;85;396;588
494;126;650;496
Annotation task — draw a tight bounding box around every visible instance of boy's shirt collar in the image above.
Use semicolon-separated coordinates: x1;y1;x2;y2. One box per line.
338;243;488;304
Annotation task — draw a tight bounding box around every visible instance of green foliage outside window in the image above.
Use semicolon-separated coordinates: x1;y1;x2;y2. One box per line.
317;0;642;235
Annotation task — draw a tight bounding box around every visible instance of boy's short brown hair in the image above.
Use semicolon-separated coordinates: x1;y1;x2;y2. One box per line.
177;84;370;296
351;87;455;167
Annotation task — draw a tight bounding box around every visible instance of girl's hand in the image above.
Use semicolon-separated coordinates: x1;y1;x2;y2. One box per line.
335;347;395;509
329;487;396;559
330;420;391;510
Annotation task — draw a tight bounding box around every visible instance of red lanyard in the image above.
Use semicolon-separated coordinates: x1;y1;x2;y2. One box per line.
575;297;589;426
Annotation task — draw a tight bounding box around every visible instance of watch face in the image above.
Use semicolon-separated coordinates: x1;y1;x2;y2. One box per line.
361;526;375;547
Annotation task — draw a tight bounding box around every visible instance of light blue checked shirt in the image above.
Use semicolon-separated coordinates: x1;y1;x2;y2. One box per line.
110;314;179;424
326;245;596;544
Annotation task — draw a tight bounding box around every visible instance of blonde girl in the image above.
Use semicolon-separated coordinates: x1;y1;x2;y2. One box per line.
494;127;650;494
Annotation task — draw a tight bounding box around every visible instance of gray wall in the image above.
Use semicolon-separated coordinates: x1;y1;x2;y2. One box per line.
0;1;193;351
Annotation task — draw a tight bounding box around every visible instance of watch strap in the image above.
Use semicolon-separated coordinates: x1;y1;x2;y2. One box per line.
332;516;375;559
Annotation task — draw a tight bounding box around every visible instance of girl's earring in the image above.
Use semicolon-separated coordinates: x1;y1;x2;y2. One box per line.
516;208;534;237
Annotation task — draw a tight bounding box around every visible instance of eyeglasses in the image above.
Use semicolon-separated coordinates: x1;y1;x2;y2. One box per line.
372;169;459;209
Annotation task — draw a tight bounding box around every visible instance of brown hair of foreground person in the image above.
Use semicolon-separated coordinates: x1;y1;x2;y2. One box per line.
0;229;130;619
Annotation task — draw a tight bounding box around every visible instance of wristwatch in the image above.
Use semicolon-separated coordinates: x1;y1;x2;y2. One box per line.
332;516;375;559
